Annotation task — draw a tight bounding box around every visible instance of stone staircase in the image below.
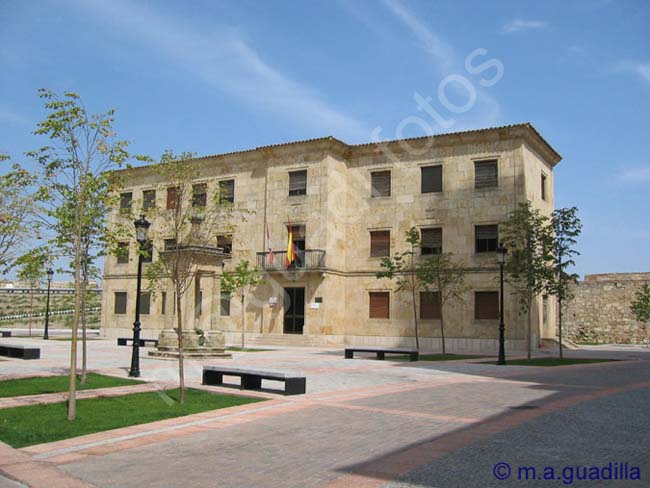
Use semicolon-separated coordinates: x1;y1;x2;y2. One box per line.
243;333;318;347
539;337;580;350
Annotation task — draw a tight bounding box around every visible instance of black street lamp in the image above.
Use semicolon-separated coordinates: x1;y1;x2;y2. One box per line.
130;215;151;377
496;243;507;365
43;268;54;340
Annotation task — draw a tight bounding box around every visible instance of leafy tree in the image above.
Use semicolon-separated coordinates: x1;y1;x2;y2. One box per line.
220;260;264;349
27;89;138;420
417;253;468;354
0;155;36;274
500;201;554;359
630;284;650;347
546;207;582;359
15;248;48;337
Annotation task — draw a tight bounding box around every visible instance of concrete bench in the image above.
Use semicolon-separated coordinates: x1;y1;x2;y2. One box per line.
202;365;306;395
0;343;40;360
0;331;11;338
117;337;159;347
344;346;419;362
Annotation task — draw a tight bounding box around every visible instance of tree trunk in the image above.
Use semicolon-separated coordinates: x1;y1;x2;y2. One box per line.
28;287;33;337
558;296;563;360
176;284;185;404
439;295;446;355
526;304;532;360
241;295;246;349
68;241;81;421
80;265;88;384
411;287;419;350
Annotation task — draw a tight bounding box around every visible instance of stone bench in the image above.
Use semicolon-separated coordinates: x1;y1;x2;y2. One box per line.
0;343;40;360
344;346;419;362
0;331;11;338
117;337;159;347
202;365;306;395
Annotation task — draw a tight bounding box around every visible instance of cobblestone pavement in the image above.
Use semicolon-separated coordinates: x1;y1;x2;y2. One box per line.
0;336;649;487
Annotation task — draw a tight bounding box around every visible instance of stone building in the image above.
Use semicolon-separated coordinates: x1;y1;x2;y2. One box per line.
101;123;561;352
563;273;650;344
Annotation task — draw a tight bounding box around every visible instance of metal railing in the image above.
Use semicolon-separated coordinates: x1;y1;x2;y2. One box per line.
256;250;326;271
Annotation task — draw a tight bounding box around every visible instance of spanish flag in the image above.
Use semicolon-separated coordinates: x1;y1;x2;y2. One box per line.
285;219;296;267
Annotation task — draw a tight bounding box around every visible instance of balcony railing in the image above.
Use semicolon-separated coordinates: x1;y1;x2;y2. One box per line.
257;249;326;271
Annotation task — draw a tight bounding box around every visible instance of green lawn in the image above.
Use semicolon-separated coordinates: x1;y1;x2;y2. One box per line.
487;357;615;366
0;374;143;398
0;388;264;448
394;353;491;362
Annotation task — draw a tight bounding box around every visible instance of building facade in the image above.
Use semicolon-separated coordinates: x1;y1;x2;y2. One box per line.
101;123;561;352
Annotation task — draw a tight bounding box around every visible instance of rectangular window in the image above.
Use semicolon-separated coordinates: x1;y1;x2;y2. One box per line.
474;160;498;189
289;170;307;196
370;230;390;257
541;173;547;201
475;225;498;253
217;235;233;254
114;292;127;314
542;296;548;326
164;238;177;251
166;186;179;210
116;242;129;264
119;192;132;213
139;292;151;315
421;228;442;255
420;291;441;319
195;290;202;318
475;291;499;320
143;189;156;211
192;183;207;207
369;292;390;319
219;179;235;203
161;291;167;315
220;291;231;316
371;170;391;198
141;240;153;263
421;165;442;193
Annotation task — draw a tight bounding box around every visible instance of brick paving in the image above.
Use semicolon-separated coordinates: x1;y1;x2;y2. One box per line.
0;336;649;487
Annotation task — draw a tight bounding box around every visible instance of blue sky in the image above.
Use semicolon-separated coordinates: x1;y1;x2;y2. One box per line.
1;0;649;278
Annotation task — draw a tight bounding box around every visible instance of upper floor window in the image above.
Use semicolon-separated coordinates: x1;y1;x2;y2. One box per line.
371;170;391;198
119;192;132;213
475;291;498;320
116;242;129;264
474;160;498;189
192;183;207;207
166;186;179;210
164;238;177;251
142;190;156;211
421;228;442;255
421;165;442;193
369;291;390;319
289;170;307;196
370;230;390;257
541;173;547;201
217;234;233;254
475;225;498;253
219;179;235;203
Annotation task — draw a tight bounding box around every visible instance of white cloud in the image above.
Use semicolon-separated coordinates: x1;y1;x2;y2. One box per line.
501;19;547;34
0;108;28;126
618;166;650;182
69;0;369;142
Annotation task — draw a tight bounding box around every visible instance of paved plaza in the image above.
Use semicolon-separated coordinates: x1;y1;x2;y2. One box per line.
0;336;649;487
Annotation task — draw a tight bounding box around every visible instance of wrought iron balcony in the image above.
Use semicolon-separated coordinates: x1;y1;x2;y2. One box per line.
256;249;326;272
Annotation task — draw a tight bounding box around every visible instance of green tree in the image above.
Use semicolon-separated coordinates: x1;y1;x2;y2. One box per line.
220;260;264;349
500;201;554;360
417;253;468;354
630;284;650;347
546;207;582;359
15;248;48;337
28;89;138;420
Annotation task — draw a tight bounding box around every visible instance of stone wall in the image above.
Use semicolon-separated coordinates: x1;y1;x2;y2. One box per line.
563;273;650;344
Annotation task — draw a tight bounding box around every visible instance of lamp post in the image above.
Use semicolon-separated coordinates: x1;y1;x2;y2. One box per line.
130;215;150;378
496;243;507;365
43;268;54;340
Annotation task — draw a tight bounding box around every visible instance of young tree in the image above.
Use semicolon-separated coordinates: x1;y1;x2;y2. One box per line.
220;259;264;349
417;253;468;354
28;89;137;420
143;151;247;403
630;284;650;347
500;201;554;360
546;207;582;359
15;248;48;337
376;227;422;349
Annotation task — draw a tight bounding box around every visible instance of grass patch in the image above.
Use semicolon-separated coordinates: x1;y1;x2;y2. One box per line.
226;347;272;352
486;357;615;367
393;353;491;362
0;388;264;448
0;373;143;398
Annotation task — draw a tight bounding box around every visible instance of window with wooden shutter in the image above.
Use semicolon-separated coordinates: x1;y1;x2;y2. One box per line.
370;230;390;257
120;192;132;213
142;190;156;211
166;186;179;210
371;171;391;197
114;292;127;314
289;170;307;196
475;291;499;320
421;165;442;193
139;292;151;315
219;179;235;203
474;160;498;189
475;225;498;253
421;228;442;255
420;291;441;319
369;292;390;319
192;183;207;207
116;242;129;264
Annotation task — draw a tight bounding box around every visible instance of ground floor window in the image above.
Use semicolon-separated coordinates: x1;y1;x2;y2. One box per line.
139;292;151;315
475;291;498;320
369;292;390;319
220;291;231;316
420;291;441;319
114;292;127;315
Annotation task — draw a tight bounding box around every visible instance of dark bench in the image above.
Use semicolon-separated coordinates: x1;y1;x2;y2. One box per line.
202;366;306;395
0;331;11;337
0;343;40;360
117;337;159;347
345;347;419;361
